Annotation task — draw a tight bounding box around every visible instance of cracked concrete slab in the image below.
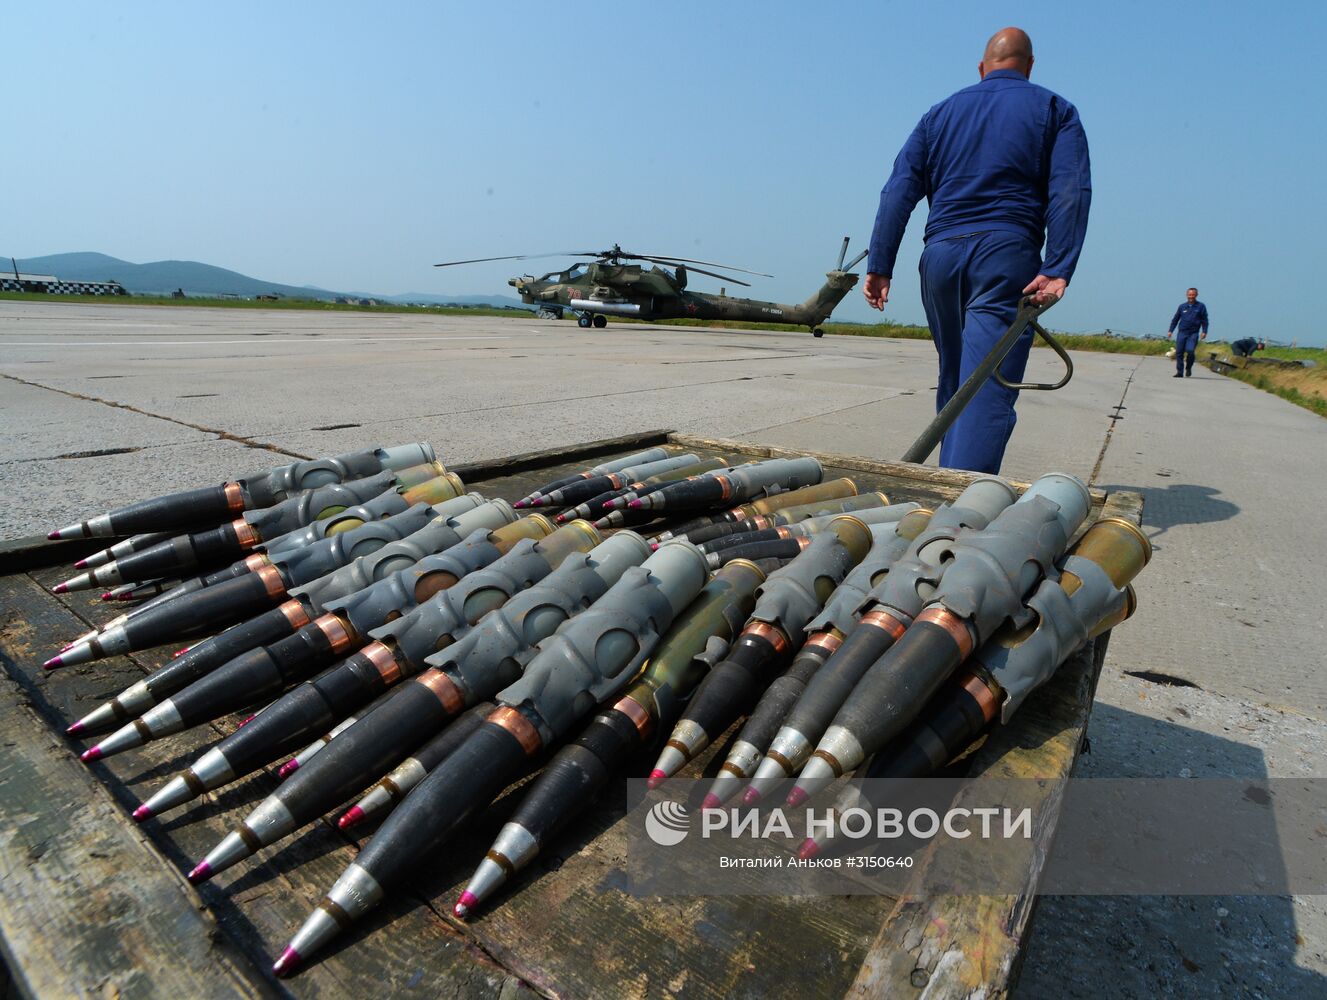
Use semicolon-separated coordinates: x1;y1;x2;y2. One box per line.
0;439;299;538
0;375;215;462
1094;356;1327;717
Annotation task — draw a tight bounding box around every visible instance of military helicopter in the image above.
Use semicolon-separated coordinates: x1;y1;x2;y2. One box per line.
434;239;867;338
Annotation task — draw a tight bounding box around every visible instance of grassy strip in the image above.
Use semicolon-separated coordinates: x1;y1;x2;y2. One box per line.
0;291;530;319
1041;333;1169;355
1217;364;1327;418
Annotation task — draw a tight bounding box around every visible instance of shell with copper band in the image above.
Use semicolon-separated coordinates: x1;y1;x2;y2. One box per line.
312;614;354;655
610;694;654;741
488;707;542;756
255;563;289;600
742;621;791;655
915;606;976;660
958;671;1001;724
360;641;403;685
278;599;313;630
233;520;263;549
224;482;247;513
416;670;465;715
801;630;844;657
859;608;909;642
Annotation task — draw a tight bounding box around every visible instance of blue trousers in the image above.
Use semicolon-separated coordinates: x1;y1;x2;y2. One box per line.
919;231;1043;474
1175;332;1199;374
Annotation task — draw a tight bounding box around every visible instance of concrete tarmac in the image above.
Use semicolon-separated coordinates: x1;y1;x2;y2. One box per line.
1;301;1323;997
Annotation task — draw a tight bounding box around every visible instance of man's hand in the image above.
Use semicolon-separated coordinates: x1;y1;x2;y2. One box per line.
1200;332;1208;341
1166;332;1174;340
1023;274;1068;305
863;273;891;311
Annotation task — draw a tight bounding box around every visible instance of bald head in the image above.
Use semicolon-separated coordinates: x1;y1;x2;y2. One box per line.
980;27;1034;79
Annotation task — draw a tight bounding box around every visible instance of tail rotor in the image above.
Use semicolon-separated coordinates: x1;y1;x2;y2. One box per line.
835;236;866;272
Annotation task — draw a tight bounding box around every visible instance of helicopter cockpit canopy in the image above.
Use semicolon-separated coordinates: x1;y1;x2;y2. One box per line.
539;263;589;284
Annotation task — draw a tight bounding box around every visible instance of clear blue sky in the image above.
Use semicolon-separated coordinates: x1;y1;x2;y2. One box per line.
6;2;1325;344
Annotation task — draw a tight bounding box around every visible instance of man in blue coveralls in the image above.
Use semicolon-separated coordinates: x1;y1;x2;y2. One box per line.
1167;287;1210;377
863;27;1092;474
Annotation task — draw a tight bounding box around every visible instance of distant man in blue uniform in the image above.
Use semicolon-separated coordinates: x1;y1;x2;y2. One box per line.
1167;287;1210;377
1231;337;1264;359
863;27;1091;474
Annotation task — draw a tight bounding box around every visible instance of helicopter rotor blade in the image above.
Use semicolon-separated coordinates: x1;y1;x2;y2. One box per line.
844;250;868;271
836;237;850;271
433;252;589;268
434;247;775;282
626;253;774;278
674;264;752;288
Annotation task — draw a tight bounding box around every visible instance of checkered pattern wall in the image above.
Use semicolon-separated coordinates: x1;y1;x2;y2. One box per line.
0;279;127;296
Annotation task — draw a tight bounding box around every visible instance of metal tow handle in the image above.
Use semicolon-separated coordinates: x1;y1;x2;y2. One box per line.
994;313;1074;391
900;294;1074;465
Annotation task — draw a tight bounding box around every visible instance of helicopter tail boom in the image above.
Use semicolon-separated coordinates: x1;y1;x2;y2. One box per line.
794;269;861;328
788;238;866;329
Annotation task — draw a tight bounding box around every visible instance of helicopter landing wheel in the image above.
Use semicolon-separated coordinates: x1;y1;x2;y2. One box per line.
577;314;592;329
812;328;824;338
592;315;608;329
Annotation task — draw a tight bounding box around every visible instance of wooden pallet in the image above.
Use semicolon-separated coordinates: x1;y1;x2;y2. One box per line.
0;431;1141;999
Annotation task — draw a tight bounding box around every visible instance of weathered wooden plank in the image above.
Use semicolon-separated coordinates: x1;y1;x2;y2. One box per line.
0;532;108;574
1100;487;1144;526
0;599;270;999
1;571;535;999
